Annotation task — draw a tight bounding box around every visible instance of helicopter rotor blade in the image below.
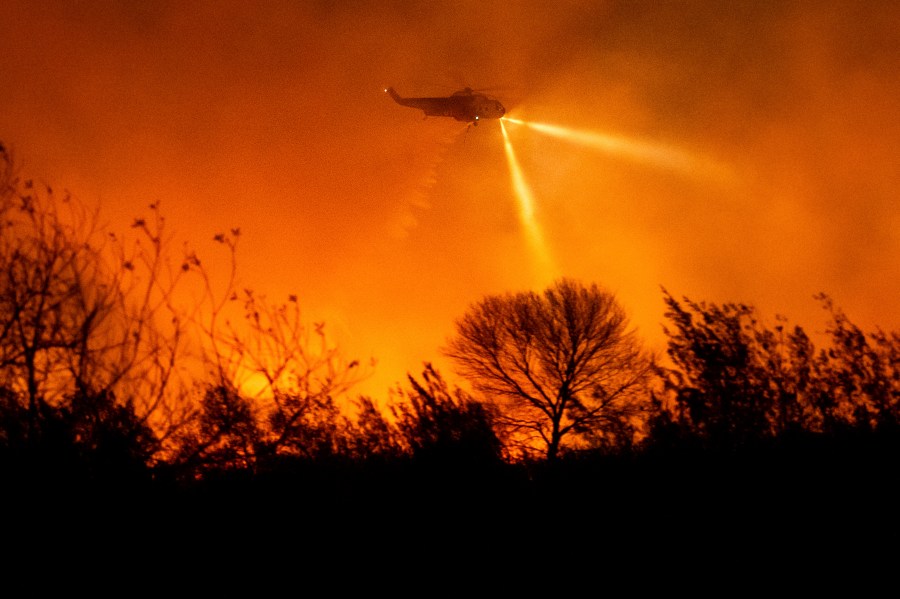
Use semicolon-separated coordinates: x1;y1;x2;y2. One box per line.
424;80;518;94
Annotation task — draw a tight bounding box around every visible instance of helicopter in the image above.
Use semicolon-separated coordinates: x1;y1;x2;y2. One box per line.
385;86;505;125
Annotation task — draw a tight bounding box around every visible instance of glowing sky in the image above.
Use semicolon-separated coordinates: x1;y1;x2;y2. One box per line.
2;1;898;399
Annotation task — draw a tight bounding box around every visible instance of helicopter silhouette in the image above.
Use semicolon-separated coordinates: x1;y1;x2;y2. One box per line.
385;86;505;125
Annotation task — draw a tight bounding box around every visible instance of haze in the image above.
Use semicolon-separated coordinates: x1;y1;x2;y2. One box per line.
2;1;898;398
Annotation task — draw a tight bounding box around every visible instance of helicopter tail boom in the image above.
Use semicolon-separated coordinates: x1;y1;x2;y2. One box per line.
385;87;453;118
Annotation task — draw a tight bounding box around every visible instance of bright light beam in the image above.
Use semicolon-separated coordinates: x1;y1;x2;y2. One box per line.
504;117;734;182
500;119;555;278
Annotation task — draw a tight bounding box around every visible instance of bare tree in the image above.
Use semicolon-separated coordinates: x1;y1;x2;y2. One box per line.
0;144;194;456
444;278;653;461
162;228;372;474
0;149;108;430
0;143;373;480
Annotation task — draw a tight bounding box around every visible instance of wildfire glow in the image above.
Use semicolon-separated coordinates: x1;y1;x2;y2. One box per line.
500;119;555;277
503;118;733;182
238;370;273;399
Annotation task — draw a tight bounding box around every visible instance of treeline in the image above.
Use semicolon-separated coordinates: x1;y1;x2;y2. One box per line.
2;142;899;521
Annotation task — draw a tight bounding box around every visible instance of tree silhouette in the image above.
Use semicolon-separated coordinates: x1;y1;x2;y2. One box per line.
170;383;261;477
0;143;363;483
813;294;900;432
650;289;900;454
174;277;369;475
215;289;363;460
391;362;502;465
653;290;782;452
4;146;219;452
0;144;202;476
444;278;653;461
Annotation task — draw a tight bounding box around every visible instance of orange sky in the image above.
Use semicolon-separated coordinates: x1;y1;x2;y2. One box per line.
2;1;898;400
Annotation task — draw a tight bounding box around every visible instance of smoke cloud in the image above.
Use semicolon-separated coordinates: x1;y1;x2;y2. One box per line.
2;0;897;397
